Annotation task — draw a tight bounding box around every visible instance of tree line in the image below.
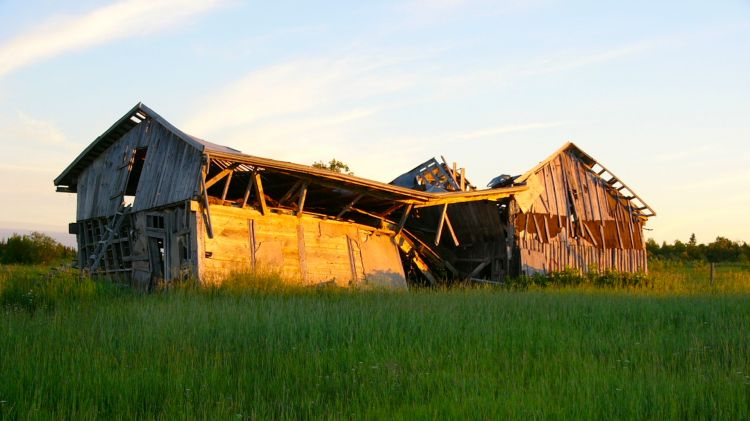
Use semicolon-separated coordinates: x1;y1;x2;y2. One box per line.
646;234;750;263
0;232;76;265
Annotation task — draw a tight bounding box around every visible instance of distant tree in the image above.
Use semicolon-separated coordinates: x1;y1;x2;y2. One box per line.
0;232;75;265
646;238;660;258
706;236;741;263
686;233;702;260
312;159;353;175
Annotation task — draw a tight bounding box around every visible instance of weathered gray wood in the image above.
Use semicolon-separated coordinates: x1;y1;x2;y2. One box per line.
76;118;202;220
200;174;214;239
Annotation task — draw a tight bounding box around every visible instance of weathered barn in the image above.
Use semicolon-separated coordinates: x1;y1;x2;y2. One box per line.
392;143;655;281
53;103;530;289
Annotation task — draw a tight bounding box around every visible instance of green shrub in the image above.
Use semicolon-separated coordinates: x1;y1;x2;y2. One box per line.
0;232;75;265
506;268;652;290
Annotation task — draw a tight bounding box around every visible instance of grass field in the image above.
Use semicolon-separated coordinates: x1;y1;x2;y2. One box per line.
1;263;749;419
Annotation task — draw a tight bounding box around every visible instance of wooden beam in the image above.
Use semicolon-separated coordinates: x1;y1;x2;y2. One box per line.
204;164;240;190
337;193;364;218
380;203;405;218
253;172;268;215
296;182;308;218
460;168;466;191
467;259;491;280
279;180;303;205
394;204;413;237
393;234;437;286
350;206;386;222
220;169;233;205
435;203;448;246
200;174;214;239
444;211;460;246
241;174;255;208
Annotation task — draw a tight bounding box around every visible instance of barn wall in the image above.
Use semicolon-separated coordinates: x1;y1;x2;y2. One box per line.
195;204;407;288
512;151;648;275
75;201;197;289
75;118;202;220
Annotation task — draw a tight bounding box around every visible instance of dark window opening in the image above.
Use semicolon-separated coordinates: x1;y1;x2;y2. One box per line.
147;214;165;229
125;147;148;196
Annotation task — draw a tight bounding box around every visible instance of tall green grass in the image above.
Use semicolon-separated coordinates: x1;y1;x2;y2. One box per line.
1;264;749;419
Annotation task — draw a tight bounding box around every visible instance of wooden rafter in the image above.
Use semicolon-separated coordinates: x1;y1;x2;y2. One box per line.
253;172;268;215
337;194;364;218
205;163;240;189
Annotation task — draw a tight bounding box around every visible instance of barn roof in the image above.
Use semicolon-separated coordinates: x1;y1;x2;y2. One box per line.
54;103;526;207
515;142;655;218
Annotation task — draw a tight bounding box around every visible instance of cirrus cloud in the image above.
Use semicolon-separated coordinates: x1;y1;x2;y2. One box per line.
0;0;225;79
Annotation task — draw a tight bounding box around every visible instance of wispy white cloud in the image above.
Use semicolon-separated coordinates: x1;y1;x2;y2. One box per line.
454;121;566;140
0;111;72;148
0;0;225;78
523;41;659;76
185;54;419;135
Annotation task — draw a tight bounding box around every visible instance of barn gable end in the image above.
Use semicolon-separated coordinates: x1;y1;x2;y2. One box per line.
509;143;653;275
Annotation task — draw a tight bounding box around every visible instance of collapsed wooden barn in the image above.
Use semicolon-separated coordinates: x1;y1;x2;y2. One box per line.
391;144;655;281
53;103;528;289
54;103;654;289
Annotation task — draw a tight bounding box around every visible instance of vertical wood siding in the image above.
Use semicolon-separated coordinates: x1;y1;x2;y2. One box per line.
513;151;648;275
75;118;202;220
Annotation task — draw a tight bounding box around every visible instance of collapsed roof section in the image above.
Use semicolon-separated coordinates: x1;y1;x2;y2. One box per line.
54;102;527;219
390;157;476;192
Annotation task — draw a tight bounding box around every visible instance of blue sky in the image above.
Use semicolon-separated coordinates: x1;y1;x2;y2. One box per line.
0;0;748;244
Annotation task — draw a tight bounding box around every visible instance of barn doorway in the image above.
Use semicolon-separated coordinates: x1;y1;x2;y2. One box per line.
147;236;165;290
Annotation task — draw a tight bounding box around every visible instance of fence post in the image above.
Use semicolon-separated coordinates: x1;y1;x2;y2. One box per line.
710;262;715;287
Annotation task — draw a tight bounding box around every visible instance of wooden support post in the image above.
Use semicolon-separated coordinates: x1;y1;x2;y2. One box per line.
200;174;214;239
444;212;460;247
296;182;308;218
279;180;303;205
253;172;268;215
241;174;255;208
435;203;448;246
460;168;466;191
467;259;491;280
395;204;413;237
248;219;257;271
220;169;233;205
